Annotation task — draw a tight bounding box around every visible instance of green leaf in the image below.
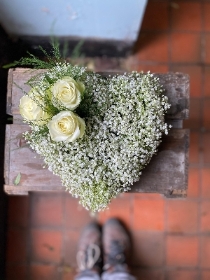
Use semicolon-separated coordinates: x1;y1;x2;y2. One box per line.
3;62;19;69
45;74;54;84
14;173;21;185
71;40;84;58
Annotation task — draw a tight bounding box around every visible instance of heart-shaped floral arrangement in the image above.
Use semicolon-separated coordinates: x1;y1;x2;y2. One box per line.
20;63;169;211
17;58;170;212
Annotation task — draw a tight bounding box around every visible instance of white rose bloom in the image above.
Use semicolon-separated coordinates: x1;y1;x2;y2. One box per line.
19;95;50;124
48;111;85;142
51;77;85;110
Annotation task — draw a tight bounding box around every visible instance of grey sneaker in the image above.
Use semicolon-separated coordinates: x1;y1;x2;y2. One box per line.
102;218;131;272
76;222;102;273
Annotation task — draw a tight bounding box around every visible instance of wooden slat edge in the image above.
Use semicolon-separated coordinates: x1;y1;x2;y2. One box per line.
164;128;190;198
4;184;64;195
4;125;10;187
4;185;28;195
6;68;14;115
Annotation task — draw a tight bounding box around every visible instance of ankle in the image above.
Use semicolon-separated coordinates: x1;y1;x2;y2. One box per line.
103;263;129;273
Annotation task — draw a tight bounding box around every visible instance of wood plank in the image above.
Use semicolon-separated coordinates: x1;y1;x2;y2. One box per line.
7;68;46;123
6;69;13;115
7;68;189;121
4;124;189;197
4;125;10;187
4;185;64;195
130;128;189;198
4;124;62;192
156;73;189;120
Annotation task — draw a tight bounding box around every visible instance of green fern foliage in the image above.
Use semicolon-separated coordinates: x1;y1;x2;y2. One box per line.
3;41;62;69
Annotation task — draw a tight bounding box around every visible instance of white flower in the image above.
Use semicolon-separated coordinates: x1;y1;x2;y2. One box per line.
48;111;85;142
51;76;85;110
19;94;50;124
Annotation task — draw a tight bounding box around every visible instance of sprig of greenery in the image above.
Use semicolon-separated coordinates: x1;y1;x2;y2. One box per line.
3;41;62;69
71;40;84;59
3;40;84;69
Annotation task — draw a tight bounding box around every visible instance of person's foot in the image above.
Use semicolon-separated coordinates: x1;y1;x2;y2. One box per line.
102;218;131;272
76;222;102;274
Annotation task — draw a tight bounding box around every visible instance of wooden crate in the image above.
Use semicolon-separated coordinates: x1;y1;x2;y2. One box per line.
4;68;190;197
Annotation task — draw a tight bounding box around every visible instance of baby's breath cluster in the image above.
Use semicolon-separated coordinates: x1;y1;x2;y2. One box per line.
23;63;170;212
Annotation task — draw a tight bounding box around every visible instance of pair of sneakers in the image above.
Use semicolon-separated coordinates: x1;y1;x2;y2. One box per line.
76;218;131;275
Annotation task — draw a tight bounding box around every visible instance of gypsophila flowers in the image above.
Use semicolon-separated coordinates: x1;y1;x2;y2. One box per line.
19;62;170;212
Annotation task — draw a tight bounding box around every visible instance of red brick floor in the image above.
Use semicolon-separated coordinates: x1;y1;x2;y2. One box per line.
5;1;210;279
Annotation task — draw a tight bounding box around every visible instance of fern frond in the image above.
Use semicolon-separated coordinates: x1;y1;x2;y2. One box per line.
3;43;62;69
3;40;84;69
51;40;61;60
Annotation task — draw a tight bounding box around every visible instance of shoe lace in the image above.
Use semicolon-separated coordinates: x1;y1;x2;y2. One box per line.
104;240;126;269
76;244;101;271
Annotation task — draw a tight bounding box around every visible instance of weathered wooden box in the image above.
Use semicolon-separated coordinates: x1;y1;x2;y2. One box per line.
4;68;190;198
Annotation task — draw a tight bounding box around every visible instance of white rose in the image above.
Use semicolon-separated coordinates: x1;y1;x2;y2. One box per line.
19;95;50;124
51;77;85;110
48;111;85;142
